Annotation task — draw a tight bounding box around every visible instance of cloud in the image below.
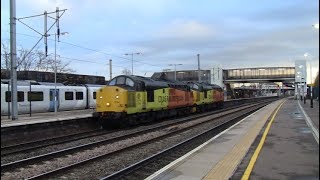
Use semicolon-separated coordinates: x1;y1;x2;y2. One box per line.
129;20;216;57
19;0;71;12
156;20;215;39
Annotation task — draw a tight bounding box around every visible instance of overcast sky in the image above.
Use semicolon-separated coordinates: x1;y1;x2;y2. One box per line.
1;0;319;79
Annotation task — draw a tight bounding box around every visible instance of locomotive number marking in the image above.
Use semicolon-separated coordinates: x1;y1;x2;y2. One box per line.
169;96;184;103
158;96;169;104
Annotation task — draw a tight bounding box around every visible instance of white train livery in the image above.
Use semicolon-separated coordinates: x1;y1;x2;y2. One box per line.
1;83;103;115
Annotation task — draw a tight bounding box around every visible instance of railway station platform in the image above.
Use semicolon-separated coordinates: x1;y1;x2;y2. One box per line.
146;97;319;180
1;109;94;128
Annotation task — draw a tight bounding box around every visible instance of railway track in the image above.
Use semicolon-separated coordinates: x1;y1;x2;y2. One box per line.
1;129;110;156
1;99;251;159
103;103;266;180
1;99;276;179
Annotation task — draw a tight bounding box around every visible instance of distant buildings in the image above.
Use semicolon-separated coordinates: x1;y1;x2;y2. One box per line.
1;70;106;85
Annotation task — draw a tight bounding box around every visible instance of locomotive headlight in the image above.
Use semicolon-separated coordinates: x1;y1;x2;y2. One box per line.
115;95;119;99
100;96;103;99
106;103;110;106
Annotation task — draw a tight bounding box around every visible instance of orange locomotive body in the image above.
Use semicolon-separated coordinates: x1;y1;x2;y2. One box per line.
168;88;194;109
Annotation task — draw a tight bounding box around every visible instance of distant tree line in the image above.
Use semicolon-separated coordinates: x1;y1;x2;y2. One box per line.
1;42;74;74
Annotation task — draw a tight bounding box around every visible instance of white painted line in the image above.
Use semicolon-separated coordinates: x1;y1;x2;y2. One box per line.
298;101;319;144
145;104;269;180
1;114;92;128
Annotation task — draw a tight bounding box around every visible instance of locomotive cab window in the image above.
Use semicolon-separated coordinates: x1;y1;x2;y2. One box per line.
93;92;96;99
125;78;134;87
116;76;125;85
136;82;146;91
109;78;116;85
193;84;199;90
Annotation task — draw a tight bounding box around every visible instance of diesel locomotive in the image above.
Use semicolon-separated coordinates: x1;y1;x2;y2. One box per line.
93;73;224;127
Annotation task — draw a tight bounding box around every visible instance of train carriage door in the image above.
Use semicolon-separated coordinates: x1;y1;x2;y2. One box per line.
49;89;60;111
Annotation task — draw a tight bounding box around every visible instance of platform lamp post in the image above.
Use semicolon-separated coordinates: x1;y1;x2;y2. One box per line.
304;53;313;108
296;75;302;100
297;64;306;103
124;52;142;75
302;77;306;104
309;23;319;107
48;32;69;116
169;64;183;81
312;23;319;29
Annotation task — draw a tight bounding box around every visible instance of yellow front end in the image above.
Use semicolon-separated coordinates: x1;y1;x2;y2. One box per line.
203;90;214;104
192;90;205;105
96;86;127;114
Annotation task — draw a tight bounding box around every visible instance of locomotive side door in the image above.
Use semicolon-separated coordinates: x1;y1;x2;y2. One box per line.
141;92;146;110
49;89;60;111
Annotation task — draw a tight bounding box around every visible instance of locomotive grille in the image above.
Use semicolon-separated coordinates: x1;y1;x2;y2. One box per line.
127;92;136;107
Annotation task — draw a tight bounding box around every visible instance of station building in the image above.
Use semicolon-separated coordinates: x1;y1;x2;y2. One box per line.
153;66;296;99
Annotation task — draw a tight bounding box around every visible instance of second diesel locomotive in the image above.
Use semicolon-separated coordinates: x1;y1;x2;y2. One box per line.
94;73;224;127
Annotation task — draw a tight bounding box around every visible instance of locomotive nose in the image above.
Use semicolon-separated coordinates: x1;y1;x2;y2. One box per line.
96;86;126;113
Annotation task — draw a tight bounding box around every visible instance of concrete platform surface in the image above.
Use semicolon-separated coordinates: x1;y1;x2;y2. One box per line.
147;97;319;180
1;109;94;128
236;98;319;180
146;99;284;180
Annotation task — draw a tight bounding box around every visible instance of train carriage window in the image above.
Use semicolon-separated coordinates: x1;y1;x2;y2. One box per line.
93;92;96;99
28;91;44;101
204;91;208;98
65;92;74;100
50;91;52;101
5;91;24;102
76;92;84;100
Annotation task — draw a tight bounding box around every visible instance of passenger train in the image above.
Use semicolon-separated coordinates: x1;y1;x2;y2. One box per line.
1;81;102;115
94;73;224;127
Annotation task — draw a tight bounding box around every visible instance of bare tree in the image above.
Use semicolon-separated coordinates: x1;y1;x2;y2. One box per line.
1;42;10;70
34;50;47;71
17;47;37;71
122;68;131;75
1;41;74;73
48;55;75;73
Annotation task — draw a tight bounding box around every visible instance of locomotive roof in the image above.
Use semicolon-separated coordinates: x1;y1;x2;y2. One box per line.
121;75;169;89
187;81;223;91
201;82;223;90
150;73;190;91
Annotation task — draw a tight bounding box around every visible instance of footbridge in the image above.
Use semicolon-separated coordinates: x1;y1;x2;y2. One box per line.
223;67;295;83
222;67;295;98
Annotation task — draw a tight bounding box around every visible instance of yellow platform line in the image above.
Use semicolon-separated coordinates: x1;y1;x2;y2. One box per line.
241;100;286;180
204;99;285;180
